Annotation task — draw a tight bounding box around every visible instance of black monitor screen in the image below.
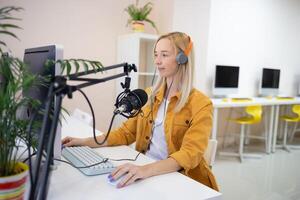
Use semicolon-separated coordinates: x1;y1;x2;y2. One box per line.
23;49;55;102
262;68;280;88
21;46;58;151
214;65;239;88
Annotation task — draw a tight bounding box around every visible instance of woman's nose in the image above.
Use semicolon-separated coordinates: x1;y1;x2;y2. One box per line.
155;56;161;65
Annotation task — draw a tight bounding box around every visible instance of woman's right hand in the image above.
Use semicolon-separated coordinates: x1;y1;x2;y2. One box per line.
61;136;88;147
61;135;107;148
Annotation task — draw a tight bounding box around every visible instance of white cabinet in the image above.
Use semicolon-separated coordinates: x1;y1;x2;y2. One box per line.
114;33;158;127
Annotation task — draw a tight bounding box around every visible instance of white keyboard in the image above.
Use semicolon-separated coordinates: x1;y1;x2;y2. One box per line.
62;146;115;176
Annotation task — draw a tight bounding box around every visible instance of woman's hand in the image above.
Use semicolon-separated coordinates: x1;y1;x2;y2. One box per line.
62;135;107;148
109;163;152;188
61;136;88;147
108;157;181;188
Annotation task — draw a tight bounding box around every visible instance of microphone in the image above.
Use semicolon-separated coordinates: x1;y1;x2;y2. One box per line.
114;89;148;117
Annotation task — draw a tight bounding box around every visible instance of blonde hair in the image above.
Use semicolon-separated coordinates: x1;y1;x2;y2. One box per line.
150;32;194;113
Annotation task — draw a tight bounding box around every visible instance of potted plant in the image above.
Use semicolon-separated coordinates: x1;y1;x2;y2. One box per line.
0;6;35;199
0;6;103;199
124;0;158;33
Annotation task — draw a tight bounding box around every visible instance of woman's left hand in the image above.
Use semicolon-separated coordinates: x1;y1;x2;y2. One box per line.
109;163;151;188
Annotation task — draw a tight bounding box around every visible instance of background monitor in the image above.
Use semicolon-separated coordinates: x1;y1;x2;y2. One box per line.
20;45;63;160
259;68;280;96
213;65;240;97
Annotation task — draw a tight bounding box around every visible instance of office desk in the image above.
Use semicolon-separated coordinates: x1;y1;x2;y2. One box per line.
47;116;222;200
211;97;300;153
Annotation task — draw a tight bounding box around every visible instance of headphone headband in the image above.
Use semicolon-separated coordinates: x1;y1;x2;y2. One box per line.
184;37;193;56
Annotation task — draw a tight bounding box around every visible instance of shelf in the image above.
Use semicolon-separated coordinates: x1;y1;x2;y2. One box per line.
119;33;158;41
138;72;156;76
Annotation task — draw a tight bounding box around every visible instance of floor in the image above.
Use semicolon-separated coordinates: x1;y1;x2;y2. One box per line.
213;142;300;200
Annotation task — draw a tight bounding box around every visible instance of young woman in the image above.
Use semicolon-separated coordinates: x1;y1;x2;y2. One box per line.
62;32;219;191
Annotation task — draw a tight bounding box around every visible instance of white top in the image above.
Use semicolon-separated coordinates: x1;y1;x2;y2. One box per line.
145;99;169;160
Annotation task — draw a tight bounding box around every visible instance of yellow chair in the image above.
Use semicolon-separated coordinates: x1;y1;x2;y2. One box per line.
277;105;300;151
220;105;265;162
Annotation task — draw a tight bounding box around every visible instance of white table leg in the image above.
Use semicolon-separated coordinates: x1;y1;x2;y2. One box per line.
211;108;218;140
267;105;275;154
271;105;280;153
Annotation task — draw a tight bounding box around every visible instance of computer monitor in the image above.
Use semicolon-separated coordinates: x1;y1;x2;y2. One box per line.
21;45;63;160
259;68;280;96
212;65;240;97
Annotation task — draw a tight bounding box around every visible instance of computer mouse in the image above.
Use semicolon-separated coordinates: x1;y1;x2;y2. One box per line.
107;173;141;188
107;174;124;188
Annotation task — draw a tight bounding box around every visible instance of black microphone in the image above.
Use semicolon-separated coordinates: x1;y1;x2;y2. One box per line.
114;89;148;116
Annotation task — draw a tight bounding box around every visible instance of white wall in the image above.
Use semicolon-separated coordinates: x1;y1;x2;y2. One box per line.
173;0;300;97
172;0;211;93
1;0;174;131
206;0;300;97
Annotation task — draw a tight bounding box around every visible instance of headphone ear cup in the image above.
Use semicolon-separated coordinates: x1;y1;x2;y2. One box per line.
176;51;188;65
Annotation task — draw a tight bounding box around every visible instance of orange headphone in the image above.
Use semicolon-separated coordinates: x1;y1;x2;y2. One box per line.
176;36;193;65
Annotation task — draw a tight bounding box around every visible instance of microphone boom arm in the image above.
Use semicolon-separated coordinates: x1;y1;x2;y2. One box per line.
65;62;137;80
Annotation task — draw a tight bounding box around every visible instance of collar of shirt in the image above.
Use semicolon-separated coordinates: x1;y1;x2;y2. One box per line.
155;84;182;103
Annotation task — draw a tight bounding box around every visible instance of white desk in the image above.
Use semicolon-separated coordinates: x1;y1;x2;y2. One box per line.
47;117;222;200
211;97;300;153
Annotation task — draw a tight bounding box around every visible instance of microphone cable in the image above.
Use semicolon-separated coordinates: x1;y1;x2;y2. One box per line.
76;88;116;146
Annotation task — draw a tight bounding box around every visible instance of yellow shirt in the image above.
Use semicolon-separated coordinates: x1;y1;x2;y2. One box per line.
107;86;219;191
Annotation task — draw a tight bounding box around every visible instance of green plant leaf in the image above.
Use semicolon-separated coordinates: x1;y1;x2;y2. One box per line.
0;23;21;29
45;59;55;68
54;60;65;74
82;60;89;73
94;61;103;69
0;30;20;40
0;40;6;47
73;59;80;73
0;16;21;21
90;60;103;72
140;2;152;19
0;6;23;14
144;18;159;33
66;60;72;75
